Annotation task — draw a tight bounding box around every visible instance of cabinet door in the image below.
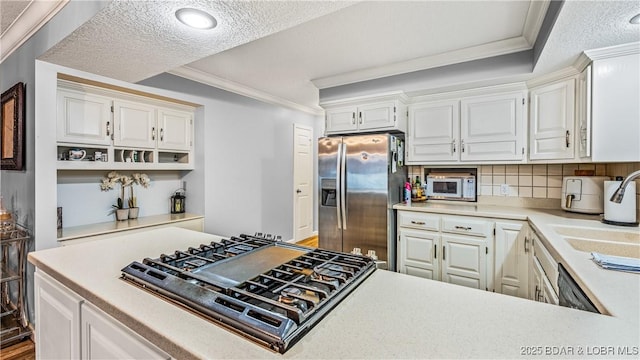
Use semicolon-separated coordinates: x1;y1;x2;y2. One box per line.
441;235;487;290
358;101;397;131
407;100;459;162
460;92;525;161
530;255;544;302
35;271;82;359
113;99;156;149
398;229;441;280
576;66;592;159
81;302;169;359
529;79;575;160
494;222;529;298
157;107;192;151
325;106;358;134
541;273;559;305
57;89;112;145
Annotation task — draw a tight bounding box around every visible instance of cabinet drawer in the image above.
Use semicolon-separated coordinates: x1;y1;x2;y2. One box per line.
398;211;440;231
533;235;559;294
441;216;493;237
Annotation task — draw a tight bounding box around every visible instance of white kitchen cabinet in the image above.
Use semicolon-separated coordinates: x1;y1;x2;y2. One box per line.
406;100;459;163
57;88;113;146
460;92;525;161
529;78;576;160
576;65;592;159
589;51;640;162
35;271;82;360
56;79;195;170
321;92;407;135
528;230;559;305
81;302;169;359
35;269;170;360
398;211;491;291
494;221;529;299
157;107;193;151
406;89;526;164
113;99;157;149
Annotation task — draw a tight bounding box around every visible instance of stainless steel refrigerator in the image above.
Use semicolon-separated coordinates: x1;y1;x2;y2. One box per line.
318;133;406;271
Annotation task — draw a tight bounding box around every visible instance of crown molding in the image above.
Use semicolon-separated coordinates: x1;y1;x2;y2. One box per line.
0;0;68;63
583;41;640;60
526;66;578;88
522;0;551;46
319;91;407;107
169;66;323;116
311;36;532;90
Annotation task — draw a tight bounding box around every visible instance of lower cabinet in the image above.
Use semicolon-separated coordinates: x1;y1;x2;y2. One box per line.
398;212;491;291
35;270;169;359
494;221;530;298
398;211;531;298
529;231;559;305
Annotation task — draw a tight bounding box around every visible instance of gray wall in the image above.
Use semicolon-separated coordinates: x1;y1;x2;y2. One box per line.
0;0;110;325
139;74;321;240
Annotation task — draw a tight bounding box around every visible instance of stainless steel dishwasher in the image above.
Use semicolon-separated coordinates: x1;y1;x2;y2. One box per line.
558;263;599;313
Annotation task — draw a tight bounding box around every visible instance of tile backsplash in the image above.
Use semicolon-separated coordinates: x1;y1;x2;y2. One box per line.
408;163;640;213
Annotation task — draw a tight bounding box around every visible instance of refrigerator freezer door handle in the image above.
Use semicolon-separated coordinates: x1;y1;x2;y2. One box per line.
336;143;342;230
340;143;347;230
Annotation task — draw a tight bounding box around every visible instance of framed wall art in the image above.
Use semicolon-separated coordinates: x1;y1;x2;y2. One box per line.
1;82;25;171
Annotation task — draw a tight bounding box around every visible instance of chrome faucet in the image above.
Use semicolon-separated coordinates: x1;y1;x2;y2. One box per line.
610;170;640;203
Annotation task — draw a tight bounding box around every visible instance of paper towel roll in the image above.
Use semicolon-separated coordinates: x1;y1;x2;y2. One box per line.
604;181;637;224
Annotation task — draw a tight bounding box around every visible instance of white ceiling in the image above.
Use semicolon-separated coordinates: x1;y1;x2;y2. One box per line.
5;0;640;115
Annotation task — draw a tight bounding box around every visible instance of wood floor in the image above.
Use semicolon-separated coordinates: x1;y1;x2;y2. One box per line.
296;235;318;248
0;339;34;360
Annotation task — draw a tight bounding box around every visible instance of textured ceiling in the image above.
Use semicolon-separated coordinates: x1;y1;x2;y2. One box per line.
184;0;533;110
0;0;31;35
534;0;640;75
39;0;355;82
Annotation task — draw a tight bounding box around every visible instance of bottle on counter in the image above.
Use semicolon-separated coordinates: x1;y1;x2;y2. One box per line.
415;176;422;198
404;179;412;205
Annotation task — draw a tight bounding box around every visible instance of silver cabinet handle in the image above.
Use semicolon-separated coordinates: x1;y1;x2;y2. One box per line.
351;112;355;124
106;121;110;136
565;130;570;148
454;225;472;231
160;128;164;142
452;139;456;153
152;127;156;140
461;139;465;153
359;112;363;124
443;246;446;261
524;237;529;253
410;220;425;225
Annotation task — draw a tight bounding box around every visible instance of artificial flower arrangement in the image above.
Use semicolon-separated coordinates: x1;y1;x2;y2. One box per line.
100;172;150;217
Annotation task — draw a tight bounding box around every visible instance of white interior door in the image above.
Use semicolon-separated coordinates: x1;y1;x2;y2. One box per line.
293;124;313;241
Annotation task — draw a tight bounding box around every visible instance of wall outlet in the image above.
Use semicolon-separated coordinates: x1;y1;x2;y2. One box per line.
500;184;510;196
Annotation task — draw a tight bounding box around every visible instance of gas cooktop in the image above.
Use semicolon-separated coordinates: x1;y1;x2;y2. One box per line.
121;233;376;353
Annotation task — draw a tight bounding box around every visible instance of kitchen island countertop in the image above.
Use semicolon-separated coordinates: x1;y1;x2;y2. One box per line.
30;226;639;359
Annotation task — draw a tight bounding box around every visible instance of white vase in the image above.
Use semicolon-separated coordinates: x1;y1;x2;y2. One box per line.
128;207;139;219
115;208;129;221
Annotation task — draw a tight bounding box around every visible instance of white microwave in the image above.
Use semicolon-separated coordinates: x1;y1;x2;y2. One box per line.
425;173;476;201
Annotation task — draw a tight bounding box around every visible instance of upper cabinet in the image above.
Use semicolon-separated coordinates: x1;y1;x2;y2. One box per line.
321;92;407;135
588;47;640;162
56;80;196;170
576;66;592;159
57;89;113;146
406;87;526;164
528;78;576;161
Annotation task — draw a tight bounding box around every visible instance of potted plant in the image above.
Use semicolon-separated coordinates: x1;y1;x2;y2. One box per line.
127;173;150;219
100;172;132;221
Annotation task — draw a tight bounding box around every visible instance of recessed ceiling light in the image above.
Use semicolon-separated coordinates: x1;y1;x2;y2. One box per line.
630;13;640;24
175;8;217;30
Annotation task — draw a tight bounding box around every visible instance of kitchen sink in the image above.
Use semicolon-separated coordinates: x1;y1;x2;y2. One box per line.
565;238;640;259
551;225;640;259
553;226;640;244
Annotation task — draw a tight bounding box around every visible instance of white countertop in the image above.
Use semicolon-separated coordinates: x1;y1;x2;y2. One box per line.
56;213;203;241
29;226;640;359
